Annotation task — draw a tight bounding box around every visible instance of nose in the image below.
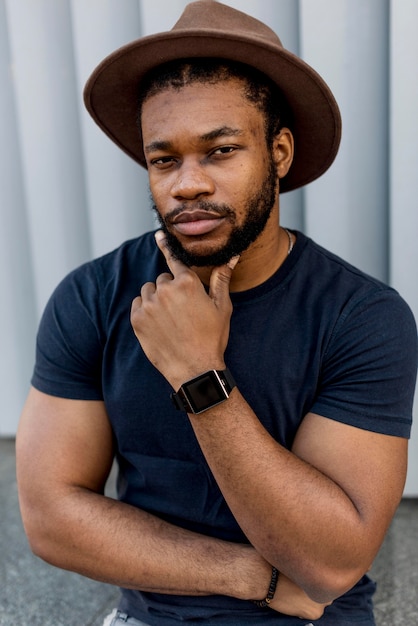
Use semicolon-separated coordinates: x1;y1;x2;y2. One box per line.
170;159;215;201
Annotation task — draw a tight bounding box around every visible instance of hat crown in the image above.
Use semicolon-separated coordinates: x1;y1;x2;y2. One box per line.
172;0;283;48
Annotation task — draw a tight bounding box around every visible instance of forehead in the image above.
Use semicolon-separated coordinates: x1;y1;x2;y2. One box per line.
141;79;265;144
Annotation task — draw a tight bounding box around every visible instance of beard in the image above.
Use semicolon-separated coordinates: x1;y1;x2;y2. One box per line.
151;156;278;267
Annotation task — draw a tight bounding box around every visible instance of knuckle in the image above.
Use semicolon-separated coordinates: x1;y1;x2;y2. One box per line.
156;272;173;283
218;269;231;284
141;298;155;315
178;270;198;290
130;297;142;318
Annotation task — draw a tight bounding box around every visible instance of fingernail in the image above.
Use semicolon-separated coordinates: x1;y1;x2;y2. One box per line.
154;230;165;243
227;255;240;270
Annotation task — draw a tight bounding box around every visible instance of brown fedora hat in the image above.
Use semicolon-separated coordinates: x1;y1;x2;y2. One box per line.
84;0;341;193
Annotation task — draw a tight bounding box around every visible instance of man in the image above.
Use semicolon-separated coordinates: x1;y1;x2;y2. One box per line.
16;2;417;625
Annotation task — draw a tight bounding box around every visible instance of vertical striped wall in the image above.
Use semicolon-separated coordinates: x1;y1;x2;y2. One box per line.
0;0;417;494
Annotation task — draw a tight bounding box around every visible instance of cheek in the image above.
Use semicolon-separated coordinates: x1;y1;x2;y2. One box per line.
225;170;262;207
149;177;172;211
217;164;252;199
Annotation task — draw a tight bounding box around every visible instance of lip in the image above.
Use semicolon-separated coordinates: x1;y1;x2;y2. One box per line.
171;210;225;236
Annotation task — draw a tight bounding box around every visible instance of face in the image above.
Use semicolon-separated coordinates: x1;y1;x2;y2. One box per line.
141;79;285;267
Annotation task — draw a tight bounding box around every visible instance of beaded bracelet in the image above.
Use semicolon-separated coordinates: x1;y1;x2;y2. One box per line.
253;566;279;608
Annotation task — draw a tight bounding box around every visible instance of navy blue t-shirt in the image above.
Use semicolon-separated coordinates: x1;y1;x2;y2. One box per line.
32;230;417;625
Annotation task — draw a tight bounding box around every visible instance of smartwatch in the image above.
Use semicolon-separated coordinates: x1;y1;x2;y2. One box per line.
171;368;236;414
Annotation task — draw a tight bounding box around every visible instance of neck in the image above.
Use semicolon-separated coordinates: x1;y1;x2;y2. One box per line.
194;212;293;292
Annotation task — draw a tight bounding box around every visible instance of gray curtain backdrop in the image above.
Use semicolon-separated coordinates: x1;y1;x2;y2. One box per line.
1;0;417;494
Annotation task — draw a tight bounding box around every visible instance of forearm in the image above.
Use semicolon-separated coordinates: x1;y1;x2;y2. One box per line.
23;484;330;619
23;485;269;598
16;390;332;618
187;390;368;600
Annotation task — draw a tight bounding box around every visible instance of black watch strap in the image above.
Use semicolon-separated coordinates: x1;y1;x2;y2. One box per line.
171;368;236;414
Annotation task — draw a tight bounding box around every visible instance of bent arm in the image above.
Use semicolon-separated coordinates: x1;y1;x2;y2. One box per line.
187;395;407;602
130;235;412;604
16;387;267;598
17;388;330;620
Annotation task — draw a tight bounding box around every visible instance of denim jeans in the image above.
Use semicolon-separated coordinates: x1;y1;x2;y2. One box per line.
103;609;150;626
102;611;318;626
102;608;369;626
103;609;314;626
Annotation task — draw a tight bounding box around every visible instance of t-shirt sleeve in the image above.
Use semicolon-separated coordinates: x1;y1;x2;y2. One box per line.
311;287;417;437
31;265;104;400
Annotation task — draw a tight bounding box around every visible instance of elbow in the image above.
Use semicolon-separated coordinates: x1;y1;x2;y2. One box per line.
269;538;374;603
301;565;368;604
21;514;51;562
19;499;63;567
23;520;70;572
266;542;369;603
25;530;53;563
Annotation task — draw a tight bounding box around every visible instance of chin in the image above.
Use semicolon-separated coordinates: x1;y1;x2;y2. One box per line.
164;230;229;265
169;238;238;268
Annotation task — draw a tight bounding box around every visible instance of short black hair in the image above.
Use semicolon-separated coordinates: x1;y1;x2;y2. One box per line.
137;58;292;149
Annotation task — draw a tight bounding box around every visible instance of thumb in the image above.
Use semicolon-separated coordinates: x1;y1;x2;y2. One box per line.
209;256;240;308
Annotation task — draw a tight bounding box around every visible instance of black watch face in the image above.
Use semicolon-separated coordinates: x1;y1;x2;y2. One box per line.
184;371;226;413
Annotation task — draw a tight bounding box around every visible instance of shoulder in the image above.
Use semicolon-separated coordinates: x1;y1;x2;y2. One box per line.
295;233;415;324
70;230;160;284
298;232;417;363
50;231;161;304
32;231;162;399
299;233;388;291
296;236;417;436
40;229;164;345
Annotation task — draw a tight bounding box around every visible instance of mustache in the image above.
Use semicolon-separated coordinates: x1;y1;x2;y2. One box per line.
161;200;235;224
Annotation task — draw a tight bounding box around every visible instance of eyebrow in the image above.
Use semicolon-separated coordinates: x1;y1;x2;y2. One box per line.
144;126;243;155
200;126;243;142
144;140;172;155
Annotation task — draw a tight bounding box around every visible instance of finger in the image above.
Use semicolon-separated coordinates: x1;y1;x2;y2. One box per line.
156;272;174;286
209;255;239;309
154;230;188;276
140;281;157;298
131;294;142;314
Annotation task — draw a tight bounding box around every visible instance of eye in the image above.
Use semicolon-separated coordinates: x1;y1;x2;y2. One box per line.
211;145;238;157
150;156;177;169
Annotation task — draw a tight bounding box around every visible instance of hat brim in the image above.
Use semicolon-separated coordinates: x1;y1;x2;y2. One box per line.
84;29;341;193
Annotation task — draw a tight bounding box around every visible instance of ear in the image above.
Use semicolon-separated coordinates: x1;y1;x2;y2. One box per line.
272;128;294;179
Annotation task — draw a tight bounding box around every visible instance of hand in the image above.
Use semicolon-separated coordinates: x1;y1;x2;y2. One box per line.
269;573;332;620
130;231;238;390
